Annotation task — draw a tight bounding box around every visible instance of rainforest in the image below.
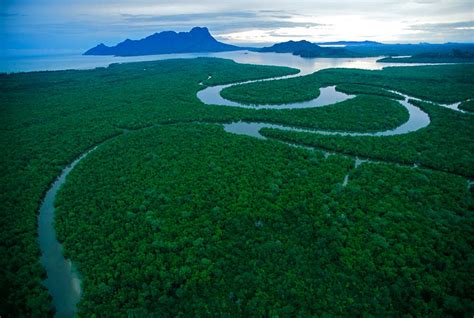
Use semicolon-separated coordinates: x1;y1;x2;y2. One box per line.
1;56;473;318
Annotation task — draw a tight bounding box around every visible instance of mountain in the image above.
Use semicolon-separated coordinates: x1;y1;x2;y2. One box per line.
84;27;474;59
259;40;319;53
258;40;358;58
84;27;242;56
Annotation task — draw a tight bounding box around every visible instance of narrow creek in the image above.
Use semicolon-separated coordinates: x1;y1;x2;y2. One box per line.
38;148;97;317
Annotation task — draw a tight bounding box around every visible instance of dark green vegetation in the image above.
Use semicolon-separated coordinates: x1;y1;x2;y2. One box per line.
317;65;474;103
221;64;474;104
1;57;473;316
221;77;403;105
262;100;474;177
0;58;298;316
378;49;474;63
58;124;472;316
221;76;321;105
219;74;409;131
459;99;474;112
246;95;409;132
335;83;404;100
55;124;352;315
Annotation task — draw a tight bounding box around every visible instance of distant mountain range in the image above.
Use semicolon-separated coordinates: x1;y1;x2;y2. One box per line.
84;28;362;58
84;27;474;59
84;27;242;56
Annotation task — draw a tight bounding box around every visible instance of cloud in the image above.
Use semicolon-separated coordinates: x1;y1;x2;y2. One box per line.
119;11;324;32
405;20;474;42
409;20;474;31
2;0;473;50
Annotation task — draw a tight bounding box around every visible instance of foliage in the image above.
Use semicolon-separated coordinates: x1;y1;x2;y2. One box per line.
459;99;474;112
315;65;474;103
56;124;472;317
0;57;472;316
0;58;297;316
220;75;320;105
335;83;404;100
261;100;474;177
241;95;409;132
55;124;355;316
222;64;474;104
323;163;473;317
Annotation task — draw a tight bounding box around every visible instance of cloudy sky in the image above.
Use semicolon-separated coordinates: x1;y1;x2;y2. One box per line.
1;0;473;53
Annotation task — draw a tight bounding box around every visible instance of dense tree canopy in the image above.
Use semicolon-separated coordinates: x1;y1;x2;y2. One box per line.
221;64;474;104
459;99;474;112
56;124;472;317
0;58;472;316
261;100;474;177
0;58;298;316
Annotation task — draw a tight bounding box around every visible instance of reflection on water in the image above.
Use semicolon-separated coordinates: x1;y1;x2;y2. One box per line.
1;50;439;74
38;148;96;317
198;85;355;109
222;93;430;139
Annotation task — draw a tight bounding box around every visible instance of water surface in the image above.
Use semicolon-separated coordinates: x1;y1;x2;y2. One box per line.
198;85;355;109
1;50;439;74
38;149;96;317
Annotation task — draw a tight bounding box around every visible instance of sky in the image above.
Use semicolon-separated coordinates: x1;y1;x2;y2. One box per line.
1;0;473;54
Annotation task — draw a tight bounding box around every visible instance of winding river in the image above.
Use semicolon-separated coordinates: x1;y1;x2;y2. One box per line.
38;148;97;317
205;90;432;138
37;55;468;317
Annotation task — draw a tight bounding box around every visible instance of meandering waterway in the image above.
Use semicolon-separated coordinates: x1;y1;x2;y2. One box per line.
37;54;468;317
38;148;97;317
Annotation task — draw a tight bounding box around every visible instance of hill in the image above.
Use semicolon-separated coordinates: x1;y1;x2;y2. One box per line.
84;27;242;56
258;40;357;58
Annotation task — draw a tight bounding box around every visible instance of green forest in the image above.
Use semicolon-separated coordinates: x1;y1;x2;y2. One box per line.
0;57;473;317
56;124;472;316
221;64;474;104
261;100;474;177
0;58;298;316
459;99;474;112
